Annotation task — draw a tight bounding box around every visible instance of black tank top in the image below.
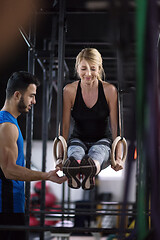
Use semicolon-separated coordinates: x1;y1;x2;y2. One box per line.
70;80;112;142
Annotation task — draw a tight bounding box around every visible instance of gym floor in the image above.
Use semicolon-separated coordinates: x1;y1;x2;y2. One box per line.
53;237;107;240
29;232;108;240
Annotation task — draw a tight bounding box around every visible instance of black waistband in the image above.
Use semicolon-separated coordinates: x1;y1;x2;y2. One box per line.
68;138;112;152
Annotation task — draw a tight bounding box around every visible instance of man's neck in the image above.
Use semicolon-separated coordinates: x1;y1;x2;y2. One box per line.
1;101;20;118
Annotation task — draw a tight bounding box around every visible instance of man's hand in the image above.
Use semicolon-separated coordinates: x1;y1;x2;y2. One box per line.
47;168;67;183
111;158;124;172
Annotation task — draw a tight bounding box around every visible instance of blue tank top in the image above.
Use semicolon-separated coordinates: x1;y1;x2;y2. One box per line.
0;111;25;213
70;80;112;142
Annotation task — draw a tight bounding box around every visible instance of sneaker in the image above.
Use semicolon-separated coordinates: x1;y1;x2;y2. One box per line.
80;155;97;190
62;156;81;189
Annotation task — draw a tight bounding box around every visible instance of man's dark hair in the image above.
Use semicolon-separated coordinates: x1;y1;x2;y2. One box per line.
6;71;40;99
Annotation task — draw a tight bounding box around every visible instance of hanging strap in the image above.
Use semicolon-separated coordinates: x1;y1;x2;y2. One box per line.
110;91;128;167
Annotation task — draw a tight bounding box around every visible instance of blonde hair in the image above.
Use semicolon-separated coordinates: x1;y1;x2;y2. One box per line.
75;48;105;81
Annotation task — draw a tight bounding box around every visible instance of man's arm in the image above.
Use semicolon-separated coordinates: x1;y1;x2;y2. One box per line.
0;123;67;183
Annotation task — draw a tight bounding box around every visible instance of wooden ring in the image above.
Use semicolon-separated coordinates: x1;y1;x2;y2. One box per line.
53;136;67;165
110;136;128;167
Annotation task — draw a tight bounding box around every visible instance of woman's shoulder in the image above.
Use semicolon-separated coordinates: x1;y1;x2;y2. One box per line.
102;81;117;96
63;81;79;97
64;80;79;90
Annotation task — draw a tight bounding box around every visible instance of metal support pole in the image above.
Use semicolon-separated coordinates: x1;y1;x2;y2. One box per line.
56;0;66;136
25;16;36;240
56;0;66;227
48;14;58;127
40;65;48;240
115;3;129;238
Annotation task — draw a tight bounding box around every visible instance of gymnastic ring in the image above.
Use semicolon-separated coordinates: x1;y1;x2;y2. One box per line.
110;136;128;167
53;136;67;165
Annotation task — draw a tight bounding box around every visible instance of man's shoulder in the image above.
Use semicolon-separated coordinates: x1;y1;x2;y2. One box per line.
0;122;18;133
0;124;19;151
0;111;16;123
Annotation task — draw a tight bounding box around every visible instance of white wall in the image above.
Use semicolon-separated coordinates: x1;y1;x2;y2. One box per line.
98;163;137;202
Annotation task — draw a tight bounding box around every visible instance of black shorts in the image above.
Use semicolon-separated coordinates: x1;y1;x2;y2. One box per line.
0;213;26;240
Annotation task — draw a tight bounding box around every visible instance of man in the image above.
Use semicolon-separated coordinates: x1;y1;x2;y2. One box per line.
0;71;67;239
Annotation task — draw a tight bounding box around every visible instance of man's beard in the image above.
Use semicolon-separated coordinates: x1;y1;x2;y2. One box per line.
17;96;28;114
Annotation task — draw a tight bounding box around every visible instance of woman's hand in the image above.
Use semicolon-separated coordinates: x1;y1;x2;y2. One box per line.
55;159;63;171
111;157;124;171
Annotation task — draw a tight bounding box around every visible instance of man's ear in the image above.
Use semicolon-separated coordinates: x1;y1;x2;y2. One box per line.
14;91;21;100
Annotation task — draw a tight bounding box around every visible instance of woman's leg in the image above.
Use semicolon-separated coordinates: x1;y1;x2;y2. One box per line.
80;139;111;190
63;139;86;189
88;138;111;172
67;138;86;161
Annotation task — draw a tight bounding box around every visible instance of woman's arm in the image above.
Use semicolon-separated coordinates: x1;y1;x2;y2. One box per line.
62;84;73;141
55;83;74;164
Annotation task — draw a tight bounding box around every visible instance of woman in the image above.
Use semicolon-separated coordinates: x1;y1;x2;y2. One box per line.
61;48;123;190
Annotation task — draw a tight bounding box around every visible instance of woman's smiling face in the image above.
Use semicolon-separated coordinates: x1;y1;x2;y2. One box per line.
77;59;100;84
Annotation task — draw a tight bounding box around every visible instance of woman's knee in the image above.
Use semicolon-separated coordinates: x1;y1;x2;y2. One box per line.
68;145;85;160
88;145;111;166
